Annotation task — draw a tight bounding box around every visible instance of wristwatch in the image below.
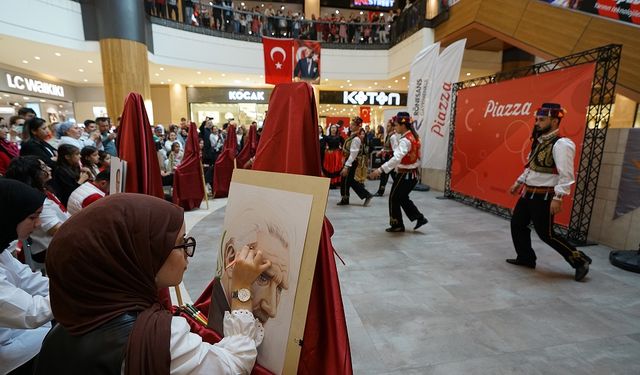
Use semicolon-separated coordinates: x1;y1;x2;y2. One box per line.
232;288;252;302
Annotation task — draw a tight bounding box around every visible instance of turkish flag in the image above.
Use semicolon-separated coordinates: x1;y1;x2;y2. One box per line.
360;106;371;123
172;122;204;210
263;37;294;85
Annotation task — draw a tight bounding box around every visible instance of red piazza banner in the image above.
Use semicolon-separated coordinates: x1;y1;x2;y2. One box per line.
542;0;640;25
450;63;596;227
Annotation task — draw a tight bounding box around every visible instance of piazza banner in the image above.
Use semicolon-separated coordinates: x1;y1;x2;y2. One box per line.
542;0;640;26
449;63;596;226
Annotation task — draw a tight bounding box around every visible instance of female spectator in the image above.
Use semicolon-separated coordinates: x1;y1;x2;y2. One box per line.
178;127;189;147
323;124;344;189
50;144;91;208
36;193;269;374
19;117;57;170
58;122;97;149
0;179;53;375
165;131;182;153
165;142;184;172
81;146;101;179
6;156;70;270
98;150;111;172
0;121;19;175
9;115;24;143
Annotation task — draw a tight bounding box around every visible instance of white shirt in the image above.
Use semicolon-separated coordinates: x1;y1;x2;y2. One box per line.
380;131;420;173
27;197;70;270
67;182;105;215
0;250;53;373
59;135;94;149
344;136;362;168
516;129;576;197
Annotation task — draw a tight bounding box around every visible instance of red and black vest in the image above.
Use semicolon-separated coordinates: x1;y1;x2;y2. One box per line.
400;132;420;165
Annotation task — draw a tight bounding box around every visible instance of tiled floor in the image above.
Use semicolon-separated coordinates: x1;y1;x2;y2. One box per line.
183;181;640;374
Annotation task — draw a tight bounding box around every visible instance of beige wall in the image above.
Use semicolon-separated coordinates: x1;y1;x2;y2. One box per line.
588;128;640;249
610;94;637;129
151;84;188;127
169;84;188;125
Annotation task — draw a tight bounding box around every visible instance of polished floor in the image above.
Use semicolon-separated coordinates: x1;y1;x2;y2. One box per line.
182;181;640;375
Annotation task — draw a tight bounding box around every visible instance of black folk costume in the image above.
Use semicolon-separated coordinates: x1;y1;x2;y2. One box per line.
378;115;427;232
375;131;398;196
338;128;373;206
509;103;591;281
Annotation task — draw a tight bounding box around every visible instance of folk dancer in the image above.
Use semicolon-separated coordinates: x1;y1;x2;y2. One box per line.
338;117;373;206
506;103;592;281
370;112;428;232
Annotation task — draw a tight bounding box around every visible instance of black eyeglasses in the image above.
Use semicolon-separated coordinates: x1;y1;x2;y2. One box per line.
173;236;196;257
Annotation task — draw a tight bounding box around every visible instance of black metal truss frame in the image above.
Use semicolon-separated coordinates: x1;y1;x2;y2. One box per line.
444;44;622;245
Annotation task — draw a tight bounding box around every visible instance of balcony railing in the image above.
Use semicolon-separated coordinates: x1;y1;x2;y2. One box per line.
147;0;449;49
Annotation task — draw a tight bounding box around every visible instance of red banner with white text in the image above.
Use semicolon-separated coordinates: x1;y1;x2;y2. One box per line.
450;63;596;226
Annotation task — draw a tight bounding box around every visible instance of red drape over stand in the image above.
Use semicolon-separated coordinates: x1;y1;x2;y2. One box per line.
172;122;205;210
236;124;259;169
212;125;237;198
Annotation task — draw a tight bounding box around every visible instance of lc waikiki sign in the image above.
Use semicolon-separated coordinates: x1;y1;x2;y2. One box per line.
5;73;65;98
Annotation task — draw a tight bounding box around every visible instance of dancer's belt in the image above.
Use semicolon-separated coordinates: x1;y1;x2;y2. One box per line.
397;168;418;173
524;185;555;194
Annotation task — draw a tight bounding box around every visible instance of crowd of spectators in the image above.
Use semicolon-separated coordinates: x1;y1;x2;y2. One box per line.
145;0;427;44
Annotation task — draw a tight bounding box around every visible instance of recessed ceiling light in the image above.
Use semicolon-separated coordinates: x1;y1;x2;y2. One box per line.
324;78;328;81
402;76;406;80
221;73;226;77
83;79;88;82
54;52;61;57
340;85;344;88
394;79;398;83
23;96;30;100
167;79;172;82
188;84;194;87
200;81;204;84
3;94;9;97
88;59;93;63
197;71;201;75
368;86;372;89
22;60;28;64
34;56;40;60
160;67;164;71
259;75;264;78
346;79;351;83
466;72;471;76
387;85;391;88
234;80;241;84
155;73;160;76
208;77;212;80
40;99;46;102
78;68;84;72
245;77;250;81
58;104;63;108
161;81;165;84
348;83;352;87
14;102;20;106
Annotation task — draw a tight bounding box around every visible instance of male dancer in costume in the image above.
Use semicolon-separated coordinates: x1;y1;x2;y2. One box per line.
338;117;373;206
370;112;428;232
374;118;398;196
506;103;592;281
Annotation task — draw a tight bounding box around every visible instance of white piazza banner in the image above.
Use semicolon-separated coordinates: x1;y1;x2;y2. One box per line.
406;43;440;147
422;39;466;170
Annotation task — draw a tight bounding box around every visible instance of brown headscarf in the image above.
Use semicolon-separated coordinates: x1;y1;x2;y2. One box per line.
46;193;184;374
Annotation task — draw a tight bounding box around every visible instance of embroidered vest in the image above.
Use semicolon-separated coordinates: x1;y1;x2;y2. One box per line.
400;132;420;165
527;135;560;174
342;134;364;159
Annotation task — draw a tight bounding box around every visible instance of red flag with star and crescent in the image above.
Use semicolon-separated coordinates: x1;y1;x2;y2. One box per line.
262;37;294;85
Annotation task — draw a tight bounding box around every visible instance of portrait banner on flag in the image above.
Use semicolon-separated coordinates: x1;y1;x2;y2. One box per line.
422;39;466;170
406;43;440;146
294;40;321;84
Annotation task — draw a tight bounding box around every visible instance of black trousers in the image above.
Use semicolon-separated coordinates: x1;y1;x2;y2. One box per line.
510;193;591;268
388;171;423;227
340;160;371;201
377;170;395;193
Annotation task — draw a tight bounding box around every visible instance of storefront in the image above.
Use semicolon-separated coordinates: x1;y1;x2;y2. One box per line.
187;87;272;126
0;68;76;123
318;89;407;128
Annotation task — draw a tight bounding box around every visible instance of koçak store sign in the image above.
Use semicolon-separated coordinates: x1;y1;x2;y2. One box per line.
0;69;74;101
320;90;407;106
187;87;272;104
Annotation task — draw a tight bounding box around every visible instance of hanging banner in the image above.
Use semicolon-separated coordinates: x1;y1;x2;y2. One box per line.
614;128;640;218
542;0;640;26
406;43;440;147
422;39;466;170
360;106;371;123
294;40;321;84
450;63;596;227
263;37;294;85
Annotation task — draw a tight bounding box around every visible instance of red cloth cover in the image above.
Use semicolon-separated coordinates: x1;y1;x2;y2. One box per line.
252;82;353;375
212;125;237;198
236;125;258;169
172;122;205;210
262;37;294;85
118;92;164;199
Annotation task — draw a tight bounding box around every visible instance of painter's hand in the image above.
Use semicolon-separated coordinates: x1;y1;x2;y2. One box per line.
231;245;271;290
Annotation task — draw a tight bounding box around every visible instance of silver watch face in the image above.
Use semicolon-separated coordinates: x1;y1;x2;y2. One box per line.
237;288;251;302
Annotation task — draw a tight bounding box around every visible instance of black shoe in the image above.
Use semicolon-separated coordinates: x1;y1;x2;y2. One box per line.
575;262;589;282
374;191;384;197
363;196;373;207
385;226;405;233
337;200;349;206
505;258;536;269
414;216;428;230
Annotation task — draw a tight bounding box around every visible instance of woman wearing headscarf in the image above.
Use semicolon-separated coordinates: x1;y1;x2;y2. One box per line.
36;193;270;374
0;178;53;375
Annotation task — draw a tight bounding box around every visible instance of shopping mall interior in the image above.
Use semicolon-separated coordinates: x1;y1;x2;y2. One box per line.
1;0;639;374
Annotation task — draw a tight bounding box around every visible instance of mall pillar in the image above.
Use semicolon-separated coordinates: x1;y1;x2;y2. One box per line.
304;0;320;19
93;0;152;120
501;47;535;73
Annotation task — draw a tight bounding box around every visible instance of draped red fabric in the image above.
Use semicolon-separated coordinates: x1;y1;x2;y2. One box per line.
172;122;204;210
212;125;237;198
252;82;353;375
118;92;164;199
236;124;258;169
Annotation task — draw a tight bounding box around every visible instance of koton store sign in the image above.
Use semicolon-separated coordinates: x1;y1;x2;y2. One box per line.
5;73;65;98
343;91;401;106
